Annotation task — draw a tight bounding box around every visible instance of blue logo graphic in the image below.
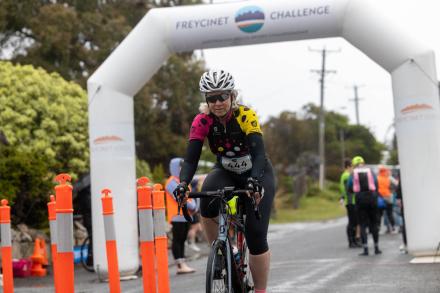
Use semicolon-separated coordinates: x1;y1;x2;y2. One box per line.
235;6;265;33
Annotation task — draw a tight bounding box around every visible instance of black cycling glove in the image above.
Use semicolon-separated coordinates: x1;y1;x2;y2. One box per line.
246;177;264;194
247;177;263;219
173;182;189;201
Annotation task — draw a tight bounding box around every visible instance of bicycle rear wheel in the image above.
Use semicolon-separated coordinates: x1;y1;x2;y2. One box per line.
206;240;231;293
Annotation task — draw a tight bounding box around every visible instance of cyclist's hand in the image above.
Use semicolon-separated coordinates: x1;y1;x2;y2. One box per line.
173;182;189;204
246;177;264;205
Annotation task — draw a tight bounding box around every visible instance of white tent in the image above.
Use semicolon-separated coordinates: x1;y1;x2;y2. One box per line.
88;0;440;275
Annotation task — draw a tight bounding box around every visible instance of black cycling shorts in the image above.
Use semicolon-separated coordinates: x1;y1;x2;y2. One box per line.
200;160;275;255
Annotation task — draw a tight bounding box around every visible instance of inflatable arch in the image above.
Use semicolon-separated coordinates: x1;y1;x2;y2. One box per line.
87;0;440;274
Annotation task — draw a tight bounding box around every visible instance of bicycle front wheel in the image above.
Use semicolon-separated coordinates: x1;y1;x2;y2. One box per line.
240;238;254;293
80;235;94;272
206;240;232;293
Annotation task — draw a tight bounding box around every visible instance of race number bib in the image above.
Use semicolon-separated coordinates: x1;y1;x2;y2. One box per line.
221;155;252;174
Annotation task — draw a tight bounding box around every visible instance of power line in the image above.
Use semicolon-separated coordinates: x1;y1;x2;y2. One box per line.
309;46;340;190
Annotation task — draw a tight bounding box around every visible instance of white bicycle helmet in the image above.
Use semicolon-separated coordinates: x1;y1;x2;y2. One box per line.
199;69;235;93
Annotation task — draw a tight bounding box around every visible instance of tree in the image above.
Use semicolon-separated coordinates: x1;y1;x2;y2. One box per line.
342;124;383;164
134;54;206;170
387;134;399;165
263;110;316;175
0;0;202;86
1;0;206;174
0;61;89;226
262;103;383;181
0;61;89;177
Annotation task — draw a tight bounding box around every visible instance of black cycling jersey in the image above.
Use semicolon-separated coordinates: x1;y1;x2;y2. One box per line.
180;105;266;183
179;105;276;255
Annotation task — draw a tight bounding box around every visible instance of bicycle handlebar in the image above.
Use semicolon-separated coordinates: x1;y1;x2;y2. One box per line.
177;187;261;222
188;189;249;198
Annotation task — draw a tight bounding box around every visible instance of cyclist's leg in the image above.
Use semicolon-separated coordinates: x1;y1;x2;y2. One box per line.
243;160;275;291
200;167;235;245
249;252;270;293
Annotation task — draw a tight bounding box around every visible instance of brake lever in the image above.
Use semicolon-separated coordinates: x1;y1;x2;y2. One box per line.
177;197;182;215
176;187;185;215
250;192;261;220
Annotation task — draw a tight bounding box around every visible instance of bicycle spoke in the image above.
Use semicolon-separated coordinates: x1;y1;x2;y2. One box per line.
239;239;253;293
207;242;230;293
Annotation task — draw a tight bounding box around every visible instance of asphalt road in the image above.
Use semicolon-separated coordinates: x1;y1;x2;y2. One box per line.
13;218;440;292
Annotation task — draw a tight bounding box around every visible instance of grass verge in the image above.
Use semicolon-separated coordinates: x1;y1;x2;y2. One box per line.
270;196;346;224
270;181;346;224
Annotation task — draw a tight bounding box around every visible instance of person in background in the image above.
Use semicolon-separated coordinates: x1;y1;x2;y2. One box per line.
339;158;361;248
347;156;381;256
165;157;197;274
395;172;408;253
186;175;204;253
339;159;361;248
377;166;398;234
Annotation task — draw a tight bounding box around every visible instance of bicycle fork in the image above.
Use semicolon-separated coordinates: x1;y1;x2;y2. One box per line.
217;210;233;291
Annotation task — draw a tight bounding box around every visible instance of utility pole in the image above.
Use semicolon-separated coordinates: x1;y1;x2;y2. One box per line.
348;85;364;125
310;46;339;190
339;129;345;169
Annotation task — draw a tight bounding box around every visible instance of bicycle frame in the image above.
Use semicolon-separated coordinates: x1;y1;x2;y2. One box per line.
230;196;253;292
185;187;256;293
217;198;234;290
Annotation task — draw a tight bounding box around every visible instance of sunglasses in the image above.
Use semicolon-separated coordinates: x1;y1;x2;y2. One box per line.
205;93;230;103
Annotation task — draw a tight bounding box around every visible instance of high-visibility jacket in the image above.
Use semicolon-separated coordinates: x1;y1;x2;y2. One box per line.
340;170;355;205
378;172;392;197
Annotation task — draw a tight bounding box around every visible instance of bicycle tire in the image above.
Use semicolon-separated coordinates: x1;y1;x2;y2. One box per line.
206;240;231;293
235;197;253;293
240;238;254;293
80;235;95;272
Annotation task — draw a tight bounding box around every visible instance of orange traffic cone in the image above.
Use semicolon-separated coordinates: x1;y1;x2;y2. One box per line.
40;238;49;266
30;238;47;277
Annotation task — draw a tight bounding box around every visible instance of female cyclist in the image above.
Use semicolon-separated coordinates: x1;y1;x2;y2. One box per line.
174;69;275;293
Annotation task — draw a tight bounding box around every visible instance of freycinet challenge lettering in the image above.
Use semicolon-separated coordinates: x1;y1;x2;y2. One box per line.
270;6;330;20
176;17;229;30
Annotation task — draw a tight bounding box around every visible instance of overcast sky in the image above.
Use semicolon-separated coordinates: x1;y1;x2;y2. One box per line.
198;0;440;144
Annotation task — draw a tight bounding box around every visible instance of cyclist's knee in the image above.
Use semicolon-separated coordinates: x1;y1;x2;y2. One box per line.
246;231;269;254
248;243;269;255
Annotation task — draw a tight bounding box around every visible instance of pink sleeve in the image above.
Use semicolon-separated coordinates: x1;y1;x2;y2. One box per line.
189;114;212;141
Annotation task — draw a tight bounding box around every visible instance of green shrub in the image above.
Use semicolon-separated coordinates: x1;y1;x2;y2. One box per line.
0;61;88;179
306;181;339;201
0;61;88;227
152;164;166;185
0;146;53;227
136;158;153;180
279;175;293;192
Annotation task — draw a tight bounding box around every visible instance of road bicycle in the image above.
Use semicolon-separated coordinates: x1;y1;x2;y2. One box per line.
80;235;94;272
179;186;260;293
